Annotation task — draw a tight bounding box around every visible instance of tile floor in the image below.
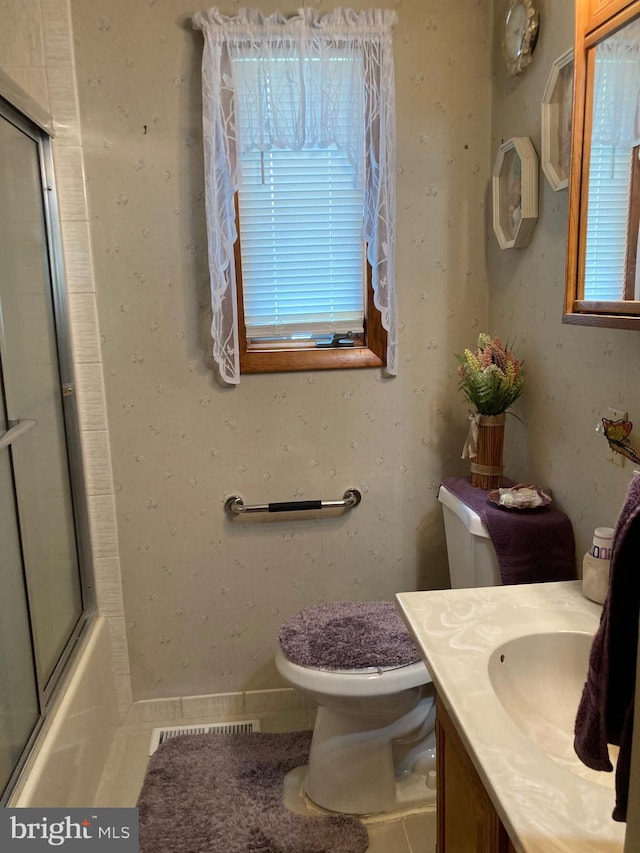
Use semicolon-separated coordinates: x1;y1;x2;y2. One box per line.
96;706;437;853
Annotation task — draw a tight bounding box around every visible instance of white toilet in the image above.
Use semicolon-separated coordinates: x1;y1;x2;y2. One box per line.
275;484;501;815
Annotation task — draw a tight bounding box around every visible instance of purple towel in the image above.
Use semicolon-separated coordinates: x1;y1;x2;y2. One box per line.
574;475;640;822
441;477;577;585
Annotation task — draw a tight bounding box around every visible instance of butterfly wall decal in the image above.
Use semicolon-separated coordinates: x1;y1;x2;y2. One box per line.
601;417;640;465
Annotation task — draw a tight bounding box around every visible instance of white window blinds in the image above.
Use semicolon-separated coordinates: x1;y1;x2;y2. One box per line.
238;145;365;339
233;50;366;340
584;144;632;301
584;32;640;301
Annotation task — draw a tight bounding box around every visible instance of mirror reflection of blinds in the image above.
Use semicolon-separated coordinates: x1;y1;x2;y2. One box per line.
237;145;365;340
584;143;632;301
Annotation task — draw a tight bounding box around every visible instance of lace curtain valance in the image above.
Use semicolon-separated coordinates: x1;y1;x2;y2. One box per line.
192;7;398;385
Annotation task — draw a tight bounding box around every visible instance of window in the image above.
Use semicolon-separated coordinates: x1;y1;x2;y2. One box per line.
193;8;397;384
233;52;384;373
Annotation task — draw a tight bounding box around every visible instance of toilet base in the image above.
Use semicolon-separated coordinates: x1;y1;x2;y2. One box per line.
284;764;436;819
303;688;436;815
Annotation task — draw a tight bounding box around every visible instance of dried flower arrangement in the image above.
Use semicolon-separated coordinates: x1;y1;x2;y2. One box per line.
457;333;523;416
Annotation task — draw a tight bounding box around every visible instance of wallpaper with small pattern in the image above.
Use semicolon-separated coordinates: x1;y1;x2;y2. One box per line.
71;0;492;699
70;0;640;703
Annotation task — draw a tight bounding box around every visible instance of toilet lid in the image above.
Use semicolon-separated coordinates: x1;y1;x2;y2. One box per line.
278;601;421;670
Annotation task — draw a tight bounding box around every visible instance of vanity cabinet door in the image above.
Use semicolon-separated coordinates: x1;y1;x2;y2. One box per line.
436;698;515;853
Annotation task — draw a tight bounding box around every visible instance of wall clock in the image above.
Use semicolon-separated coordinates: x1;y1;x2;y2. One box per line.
502;0;539;76
492;137;539;250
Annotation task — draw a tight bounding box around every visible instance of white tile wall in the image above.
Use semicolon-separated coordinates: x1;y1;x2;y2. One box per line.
245;688;314;714
60;220;95;291
68;292;102;363
74;363;110;431
81;429;115;495
52;145;88;220
46;63;81;144
87;494;120;559
128;698;183;724
128;687;314;725
93;556;125;618
180;692;245;720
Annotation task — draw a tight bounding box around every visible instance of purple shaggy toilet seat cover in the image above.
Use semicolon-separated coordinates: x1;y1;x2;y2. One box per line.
278;601;421;669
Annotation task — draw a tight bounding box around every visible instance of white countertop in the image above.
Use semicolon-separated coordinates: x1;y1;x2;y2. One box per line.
396;581;626;853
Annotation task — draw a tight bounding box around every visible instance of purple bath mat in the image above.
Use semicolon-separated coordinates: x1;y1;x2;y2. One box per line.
137;729;368;853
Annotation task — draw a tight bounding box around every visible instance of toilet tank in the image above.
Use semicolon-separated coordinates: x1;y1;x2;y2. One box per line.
437;484;501;589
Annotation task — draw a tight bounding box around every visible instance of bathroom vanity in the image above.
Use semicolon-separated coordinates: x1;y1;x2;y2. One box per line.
396;581;626;853
436;695;515;852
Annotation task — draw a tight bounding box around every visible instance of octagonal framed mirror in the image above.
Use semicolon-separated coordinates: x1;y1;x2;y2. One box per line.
541;48;574;191
492;136;539;249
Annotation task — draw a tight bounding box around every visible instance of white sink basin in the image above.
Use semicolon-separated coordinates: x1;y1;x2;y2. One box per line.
489;631;591;756
488;631;616;786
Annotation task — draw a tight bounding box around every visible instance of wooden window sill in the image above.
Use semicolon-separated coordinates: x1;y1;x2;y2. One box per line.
564;300;640;330
240;345;385;374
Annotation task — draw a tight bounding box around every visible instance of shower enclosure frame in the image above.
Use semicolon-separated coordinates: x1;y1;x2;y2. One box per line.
0;93;96;804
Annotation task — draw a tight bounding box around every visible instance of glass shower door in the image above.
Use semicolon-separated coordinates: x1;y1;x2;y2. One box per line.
0;382;40;795
0;102;87;799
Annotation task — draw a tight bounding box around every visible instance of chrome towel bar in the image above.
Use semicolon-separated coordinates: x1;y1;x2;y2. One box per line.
225;488;362;516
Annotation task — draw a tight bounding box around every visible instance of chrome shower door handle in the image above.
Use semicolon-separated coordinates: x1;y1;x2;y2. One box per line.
0;418;37;451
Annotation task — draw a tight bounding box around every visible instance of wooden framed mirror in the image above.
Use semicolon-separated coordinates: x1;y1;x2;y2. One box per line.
565;0;640;328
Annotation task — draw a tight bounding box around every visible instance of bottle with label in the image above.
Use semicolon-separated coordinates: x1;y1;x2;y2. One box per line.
582;527;614;604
